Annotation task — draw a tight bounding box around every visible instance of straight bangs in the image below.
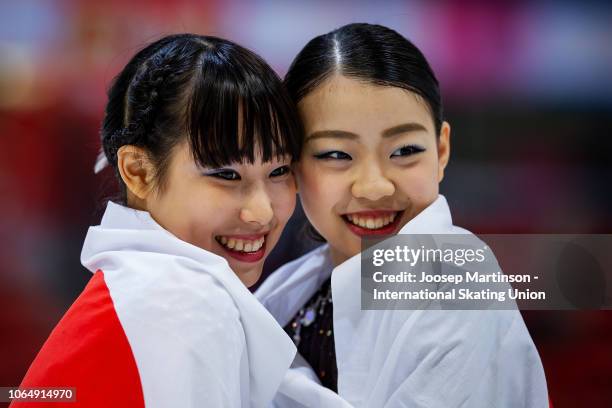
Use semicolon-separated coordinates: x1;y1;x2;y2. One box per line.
186;45;303;169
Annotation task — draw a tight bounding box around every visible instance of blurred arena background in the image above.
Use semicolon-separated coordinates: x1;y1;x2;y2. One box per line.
1;1;611;406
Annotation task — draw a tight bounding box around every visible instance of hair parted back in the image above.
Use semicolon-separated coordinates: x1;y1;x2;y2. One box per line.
284;23;443;136
283;23;444;242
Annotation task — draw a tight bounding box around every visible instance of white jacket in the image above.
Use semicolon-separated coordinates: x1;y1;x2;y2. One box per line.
257;195;548;408
79;201;296;407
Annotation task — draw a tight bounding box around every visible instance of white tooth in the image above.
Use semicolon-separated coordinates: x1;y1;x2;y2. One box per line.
220;236;228;244
251;241;260;251
227;238;236;249
244;242;253;252
235;240;244;251
350;214;396;228
347;214;353;221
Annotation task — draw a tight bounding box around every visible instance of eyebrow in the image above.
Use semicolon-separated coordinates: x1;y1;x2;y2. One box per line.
382;122;428;138
306;130;358;141
306;122;428;142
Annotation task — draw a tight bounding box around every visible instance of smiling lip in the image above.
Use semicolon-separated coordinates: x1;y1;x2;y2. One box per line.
220;234;267;240
342;210;403;236
215;233;268;263
217;239;267;263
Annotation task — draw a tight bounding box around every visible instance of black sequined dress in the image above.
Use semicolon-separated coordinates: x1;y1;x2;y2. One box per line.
283;278;338;392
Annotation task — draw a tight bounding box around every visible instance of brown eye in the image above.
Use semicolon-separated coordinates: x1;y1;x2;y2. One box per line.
208;169;241;180
390;145;425;158
313;151;352;160
270;165;291;177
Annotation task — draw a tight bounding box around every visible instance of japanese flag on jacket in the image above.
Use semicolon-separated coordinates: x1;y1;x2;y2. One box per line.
257;195;549;408
13;202;296;408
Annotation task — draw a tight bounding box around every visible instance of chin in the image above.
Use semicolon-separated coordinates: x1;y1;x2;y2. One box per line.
333;241;361;262
230;264;262;286
347;236;365;254
240;272;261;288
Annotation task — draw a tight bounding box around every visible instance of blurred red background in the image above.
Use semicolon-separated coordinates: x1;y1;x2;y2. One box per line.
1;1;611;406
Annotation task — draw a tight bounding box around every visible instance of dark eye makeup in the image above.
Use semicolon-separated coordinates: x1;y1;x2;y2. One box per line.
270;165;291;177
206;169;241;180
390;145;426;158
205;164;292;181
313;145;425;161
313;151;352;160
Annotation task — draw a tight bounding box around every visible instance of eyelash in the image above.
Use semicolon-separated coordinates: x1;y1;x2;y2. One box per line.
313;145;425;161
390;145;425;158
207;165;291;181
313;151;352;160
270;165;291;177
208;169;240;180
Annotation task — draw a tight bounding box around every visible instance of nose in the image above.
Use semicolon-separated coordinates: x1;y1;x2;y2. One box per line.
351;162;395;201
239;186;274;227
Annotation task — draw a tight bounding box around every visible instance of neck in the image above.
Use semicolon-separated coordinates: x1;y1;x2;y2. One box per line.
329;246;352;267
126;191;148;212
238;269;261;288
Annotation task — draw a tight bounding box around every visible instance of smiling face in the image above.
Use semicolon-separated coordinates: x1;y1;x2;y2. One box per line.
296;75;451;265
120;140;296;287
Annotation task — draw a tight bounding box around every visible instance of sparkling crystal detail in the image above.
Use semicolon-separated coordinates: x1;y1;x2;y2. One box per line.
302;308;316;326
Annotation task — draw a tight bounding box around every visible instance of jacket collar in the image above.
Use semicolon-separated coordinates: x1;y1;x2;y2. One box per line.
398;194;453;235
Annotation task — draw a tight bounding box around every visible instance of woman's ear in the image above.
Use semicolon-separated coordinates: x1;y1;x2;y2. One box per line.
117;145;156;200
437;121;451;182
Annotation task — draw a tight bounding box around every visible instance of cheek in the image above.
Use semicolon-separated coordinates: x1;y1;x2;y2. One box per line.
297;164;329;210
156;180;234;245
271;181;297;224
297;162;346;227
394;158;440;204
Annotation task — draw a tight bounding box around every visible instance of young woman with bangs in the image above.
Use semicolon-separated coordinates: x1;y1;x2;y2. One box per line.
13;34;302;408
